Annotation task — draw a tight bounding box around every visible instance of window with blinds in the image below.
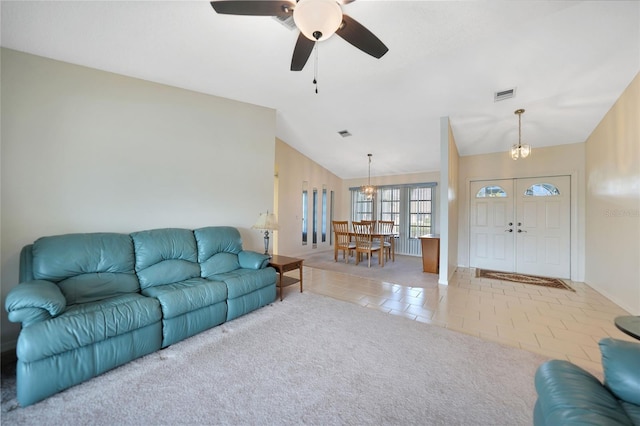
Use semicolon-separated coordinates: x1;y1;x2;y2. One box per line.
379;187;400;234
352;191;374;222
409;187;433;238
349;183;436;255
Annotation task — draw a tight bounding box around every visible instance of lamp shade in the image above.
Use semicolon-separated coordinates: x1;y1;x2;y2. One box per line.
252;212;279;231
293;0;343;41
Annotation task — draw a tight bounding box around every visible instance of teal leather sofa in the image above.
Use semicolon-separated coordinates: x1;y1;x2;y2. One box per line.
534;337;640;425
5;226;276;407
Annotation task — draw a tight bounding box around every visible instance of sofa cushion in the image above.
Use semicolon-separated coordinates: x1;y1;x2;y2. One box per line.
194;227;243;259
131;228;200;289
58;273;141;305
31;233;138;304
16;293;161;363
142;278;227;320
200;252;240;278
621;401;640;424
211;268;276;299
600;338;640;405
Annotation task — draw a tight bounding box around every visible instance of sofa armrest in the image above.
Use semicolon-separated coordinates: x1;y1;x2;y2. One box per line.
5;280;67;326
238;251;270;270
600;337;640;406
534;359;633;426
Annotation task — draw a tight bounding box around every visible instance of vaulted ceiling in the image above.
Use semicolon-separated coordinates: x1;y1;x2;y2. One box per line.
2;1;638;178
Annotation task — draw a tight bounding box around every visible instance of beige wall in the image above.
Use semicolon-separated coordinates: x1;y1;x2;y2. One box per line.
274;139;440;257
275;140;442;258
1;49;277;350
585;72;640;314
457;143;587;282
274;139;343;257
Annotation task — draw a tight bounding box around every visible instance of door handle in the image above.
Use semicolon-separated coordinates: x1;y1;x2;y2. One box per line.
518;229;527;233
505;229;513;232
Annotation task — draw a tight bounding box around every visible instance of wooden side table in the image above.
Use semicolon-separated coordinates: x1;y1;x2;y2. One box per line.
268;255;304;301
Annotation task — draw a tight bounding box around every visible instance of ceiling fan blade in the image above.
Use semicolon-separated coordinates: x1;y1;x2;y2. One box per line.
291;32;315;71
210;1;294;17
336;14;388;59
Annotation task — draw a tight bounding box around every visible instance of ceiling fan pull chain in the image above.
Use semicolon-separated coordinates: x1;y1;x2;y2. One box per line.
313;43;319;94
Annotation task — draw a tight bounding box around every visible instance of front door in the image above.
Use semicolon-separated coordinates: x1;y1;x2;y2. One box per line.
469;179;515;272
469;176;571;278
514;176;571;278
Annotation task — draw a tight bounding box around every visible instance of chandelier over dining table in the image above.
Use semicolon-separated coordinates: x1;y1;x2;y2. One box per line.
360;153;376;199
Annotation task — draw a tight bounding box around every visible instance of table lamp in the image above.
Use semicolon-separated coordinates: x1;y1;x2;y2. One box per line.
252;211;279;256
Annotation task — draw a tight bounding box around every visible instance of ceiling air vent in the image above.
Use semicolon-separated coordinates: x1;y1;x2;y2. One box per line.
494;87;516;102
338;130;352;137
273;15;297;31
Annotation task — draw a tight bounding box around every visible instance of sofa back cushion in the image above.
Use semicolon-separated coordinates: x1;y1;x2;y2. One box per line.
194;227;243;278
31;233;139;305
131;228;200;289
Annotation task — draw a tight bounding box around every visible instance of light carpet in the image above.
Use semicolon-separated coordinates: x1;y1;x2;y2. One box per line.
303;251;439;289
1;292;547;425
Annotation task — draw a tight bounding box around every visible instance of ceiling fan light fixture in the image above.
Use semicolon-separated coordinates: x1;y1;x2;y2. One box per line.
293;0;343;41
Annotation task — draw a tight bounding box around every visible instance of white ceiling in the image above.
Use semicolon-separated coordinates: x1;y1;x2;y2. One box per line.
1;1;638;179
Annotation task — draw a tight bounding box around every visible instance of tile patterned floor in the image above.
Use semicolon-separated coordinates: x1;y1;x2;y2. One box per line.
288;265;635;375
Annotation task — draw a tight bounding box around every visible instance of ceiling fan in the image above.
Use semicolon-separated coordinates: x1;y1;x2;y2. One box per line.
210;0;389;71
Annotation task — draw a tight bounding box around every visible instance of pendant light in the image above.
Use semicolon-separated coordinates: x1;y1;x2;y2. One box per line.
360;154;376;199
511;109;531;160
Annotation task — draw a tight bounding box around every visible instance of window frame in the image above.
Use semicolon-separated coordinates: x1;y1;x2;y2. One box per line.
408;186;433;239
349;182;437;239
524;183;561;196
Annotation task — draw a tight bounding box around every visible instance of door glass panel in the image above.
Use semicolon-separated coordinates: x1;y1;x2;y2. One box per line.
302;181;308;245
330;190;335;245
524;183;560;196
476;185;507;198
322;185;327;243
312;187;318;248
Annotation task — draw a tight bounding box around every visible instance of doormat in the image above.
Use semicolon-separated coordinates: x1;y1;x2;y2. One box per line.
475;269;574;291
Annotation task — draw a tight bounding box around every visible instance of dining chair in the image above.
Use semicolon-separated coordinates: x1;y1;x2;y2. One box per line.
353;222;383;267
332;220;355;263
378;220;395;262
360;220;377;233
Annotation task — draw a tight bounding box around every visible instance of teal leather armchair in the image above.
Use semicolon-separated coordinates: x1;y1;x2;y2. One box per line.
534;337;640;425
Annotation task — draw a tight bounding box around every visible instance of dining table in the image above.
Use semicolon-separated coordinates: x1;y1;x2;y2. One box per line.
338;231;396;266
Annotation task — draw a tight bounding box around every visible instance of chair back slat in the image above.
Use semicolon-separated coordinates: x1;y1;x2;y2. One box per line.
353;222;382;267
332;220;349;234
378;220;394;234
333;221;355;263
377;220;395;262
360;220;377;233
353;223;374;249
